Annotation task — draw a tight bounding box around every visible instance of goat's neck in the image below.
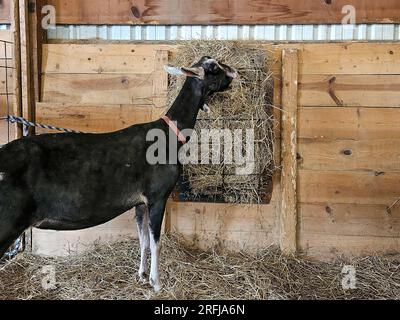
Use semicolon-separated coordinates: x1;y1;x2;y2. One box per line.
165;78;205;131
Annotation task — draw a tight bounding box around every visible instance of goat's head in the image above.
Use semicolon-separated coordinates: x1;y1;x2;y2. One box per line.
164;56;237;94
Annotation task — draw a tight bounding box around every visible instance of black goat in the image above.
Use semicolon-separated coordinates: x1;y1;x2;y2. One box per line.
0;56;236;291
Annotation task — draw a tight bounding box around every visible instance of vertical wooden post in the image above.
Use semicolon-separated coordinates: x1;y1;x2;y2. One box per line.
280;49;299;255
19;0;35;134
29;0;44;104
18;0;40;251
11;0;23;139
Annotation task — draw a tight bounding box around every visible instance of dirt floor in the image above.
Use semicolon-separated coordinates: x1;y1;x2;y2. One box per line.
1;234;400;300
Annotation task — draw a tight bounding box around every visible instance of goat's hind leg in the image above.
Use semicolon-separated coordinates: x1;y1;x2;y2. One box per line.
148;198;167;292
135;204;150;283
0;231;22;261
0;188;32;260
0;213;27;260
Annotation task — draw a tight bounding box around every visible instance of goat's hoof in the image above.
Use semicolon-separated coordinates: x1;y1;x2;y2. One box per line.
138;272;148;284
150;278;162;292
153;284;162;293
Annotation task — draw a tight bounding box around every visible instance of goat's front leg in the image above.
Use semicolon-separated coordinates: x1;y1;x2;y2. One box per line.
135;204;150;283
148;198;167;292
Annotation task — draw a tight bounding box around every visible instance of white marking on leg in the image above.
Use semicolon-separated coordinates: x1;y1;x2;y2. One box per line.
149;231;162;292
0;172;4;181
137;208;150;283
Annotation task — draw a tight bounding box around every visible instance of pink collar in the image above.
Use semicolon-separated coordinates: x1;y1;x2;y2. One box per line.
161;116;187;144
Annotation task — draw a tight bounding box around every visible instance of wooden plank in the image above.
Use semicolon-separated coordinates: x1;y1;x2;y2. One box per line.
0;119;15;145
298;170;400;205
0;30;12;42
299;203;400;238
29;0;43;104
42;44;160;74
0;58;14;68
271;48;282;138
0;45;12;59
280;49;298;254
0;30;12;59
43;0;400;25
152;49;168;108
169;201;277;252
300;43;400;75
32;210;138;257
41;73;154;104
0;67;13;93
299;234;400;259
170;202;276;233
298;107;400;140
19;0;35;134
299;75;400;107
0;0;11;23
11;0;23;140
298;139;400;172
36;102;155;133
0;96;14;116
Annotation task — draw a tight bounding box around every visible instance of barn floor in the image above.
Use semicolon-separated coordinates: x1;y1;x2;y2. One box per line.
1;234;400;300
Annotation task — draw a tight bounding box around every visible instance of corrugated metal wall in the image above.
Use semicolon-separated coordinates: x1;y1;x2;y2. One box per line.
48;24;400;41
1;24;399;41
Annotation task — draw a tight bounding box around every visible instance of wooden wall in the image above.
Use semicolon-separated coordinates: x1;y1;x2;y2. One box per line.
2;1;400;25
295;43;400;258
32;41;400;259
169;43;400;258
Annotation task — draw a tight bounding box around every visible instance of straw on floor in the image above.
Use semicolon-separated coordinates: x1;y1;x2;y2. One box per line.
1;234;399;300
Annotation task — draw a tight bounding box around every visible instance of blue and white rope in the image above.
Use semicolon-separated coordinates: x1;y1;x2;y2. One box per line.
6;115;84;134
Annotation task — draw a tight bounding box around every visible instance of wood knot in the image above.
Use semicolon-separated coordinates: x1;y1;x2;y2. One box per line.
328;76;336;85
131;6;141;19
327;76;344;106
325;206;332;214
342;149;352;156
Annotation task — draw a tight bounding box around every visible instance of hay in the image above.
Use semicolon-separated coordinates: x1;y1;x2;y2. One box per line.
1;234;400;300
168;41;276;204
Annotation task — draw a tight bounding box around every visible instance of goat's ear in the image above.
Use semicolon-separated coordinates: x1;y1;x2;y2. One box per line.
164;65;205;79
181;67;205;79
